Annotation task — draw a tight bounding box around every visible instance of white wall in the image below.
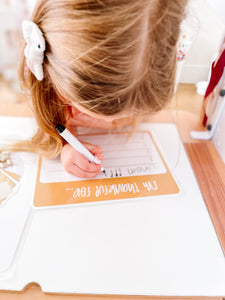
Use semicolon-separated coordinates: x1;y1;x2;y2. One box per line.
0;0;37;84
179;0;225;83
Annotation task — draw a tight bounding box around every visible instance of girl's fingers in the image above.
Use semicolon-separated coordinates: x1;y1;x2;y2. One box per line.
61;143;103;178
75;152;102;173
68;163;101;178
82;142;104;161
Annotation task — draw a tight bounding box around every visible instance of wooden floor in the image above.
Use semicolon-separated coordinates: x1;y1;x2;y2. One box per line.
0;76;204;117
170;83;203;116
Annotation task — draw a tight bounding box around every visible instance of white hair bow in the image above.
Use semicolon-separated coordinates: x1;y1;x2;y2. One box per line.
22;20;46;81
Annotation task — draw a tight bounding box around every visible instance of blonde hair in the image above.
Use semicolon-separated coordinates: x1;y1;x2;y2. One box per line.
18;0;187;158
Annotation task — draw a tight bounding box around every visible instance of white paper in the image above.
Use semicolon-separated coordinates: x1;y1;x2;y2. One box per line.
40;132;166;183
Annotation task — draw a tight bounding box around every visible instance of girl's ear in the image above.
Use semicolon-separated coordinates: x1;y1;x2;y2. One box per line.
60;96;73;120
66;105;73;120
67;105;81;120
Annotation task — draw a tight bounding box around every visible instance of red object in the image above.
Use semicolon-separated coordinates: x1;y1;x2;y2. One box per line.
203;48;225;126
205;48;225;99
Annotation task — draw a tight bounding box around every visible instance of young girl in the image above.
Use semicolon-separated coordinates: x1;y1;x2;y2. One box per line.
19;0;187;178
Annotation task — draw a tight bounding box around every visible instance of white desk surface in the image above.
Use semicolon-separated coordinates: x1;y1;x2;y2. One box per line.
0;116;225;296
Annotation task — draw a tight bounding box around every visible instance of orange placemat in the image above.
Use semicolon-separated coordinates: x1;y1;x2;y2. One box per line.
33;131;180;207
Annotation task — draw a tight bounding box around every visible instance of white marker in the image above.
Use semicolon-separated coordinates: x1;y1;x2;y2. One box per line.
55;124;105;173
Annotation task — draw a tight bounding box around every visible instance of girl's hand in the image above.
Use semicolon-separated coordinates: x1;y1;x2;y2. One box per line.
60;142;104;178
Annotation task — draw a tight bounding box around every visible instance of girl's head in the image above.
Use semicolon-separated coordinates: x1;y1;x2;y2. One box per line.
19;0;187;157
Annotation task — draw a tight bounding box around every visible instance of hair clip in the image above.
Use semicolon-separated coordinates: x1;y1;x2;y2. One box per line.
22;20;46;81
